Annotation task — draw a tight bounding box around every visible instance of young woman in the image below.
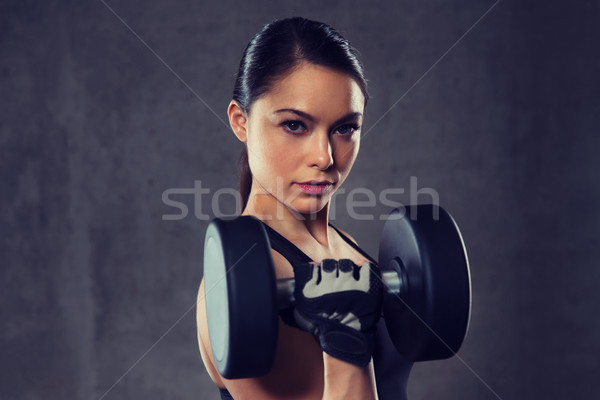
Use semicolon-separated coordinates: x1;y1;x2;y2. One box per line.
197;17;413;400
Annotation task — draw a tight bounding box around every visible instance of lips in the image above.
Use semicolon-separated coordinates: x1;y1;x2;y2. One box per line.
296;180;335;195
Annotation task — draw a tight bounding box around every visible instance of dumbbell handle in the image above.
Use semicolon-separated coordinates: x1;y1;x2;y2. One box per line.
275;270;402;309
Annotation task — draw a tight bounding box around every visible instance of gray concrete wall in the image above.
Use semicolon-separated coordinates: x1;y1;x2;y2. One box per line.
1;0;599;399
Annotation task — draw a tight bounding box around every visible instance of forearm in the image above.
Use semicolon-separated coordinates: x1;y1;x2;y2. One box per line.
322;353;377;400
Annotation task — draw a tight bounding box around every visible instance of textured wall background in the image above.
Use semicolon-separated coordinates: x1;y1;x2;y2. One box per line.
1;0;599;399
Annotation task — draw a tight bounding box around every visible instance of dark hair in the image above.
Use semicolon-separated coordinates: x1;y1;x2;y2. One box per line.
233;17;369;211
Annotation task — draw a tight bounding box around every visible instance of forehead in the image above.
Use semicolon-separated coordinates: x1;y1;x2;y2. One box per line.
253;63;365;118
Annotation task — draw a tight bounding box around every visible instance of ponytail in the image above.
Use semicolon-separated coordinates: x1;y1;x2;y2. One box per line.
238;147;252;211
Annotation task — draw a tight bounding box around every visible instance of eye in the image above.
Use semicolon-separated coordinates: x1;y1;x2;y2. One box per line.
335;123;360;135
282;120;307;134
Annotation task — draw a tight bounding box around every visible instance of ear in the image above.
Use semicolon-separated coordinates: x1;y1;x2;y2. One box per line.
228;100;248;143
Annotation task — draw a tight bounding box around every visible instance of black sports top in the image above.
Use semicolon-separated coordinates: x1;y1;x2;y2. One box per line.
217;221;413;400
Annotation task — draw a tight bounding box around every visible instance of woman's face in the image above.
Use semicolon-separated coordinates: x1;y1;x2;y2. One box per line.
234;63;365;217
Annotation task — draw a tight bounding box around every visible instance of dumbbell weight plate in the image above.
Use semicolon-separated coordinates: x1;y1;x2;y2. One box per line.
379;204;471;361
203;216;278;379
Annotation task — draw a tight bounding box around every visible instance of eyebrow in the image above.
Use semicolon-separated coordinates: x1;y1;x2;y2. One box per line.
273;108;362;126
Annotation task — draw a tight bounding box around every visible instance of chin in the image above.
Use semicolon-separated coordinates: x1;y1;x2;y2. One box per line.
289;198;329;217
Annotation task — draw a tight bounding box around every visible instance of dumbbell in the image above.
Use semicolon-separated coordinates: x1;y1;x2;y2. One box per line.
203;204;471;379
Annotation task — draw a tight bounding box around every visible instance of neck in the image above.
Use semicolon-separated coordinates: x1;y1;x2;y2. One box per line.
241;183;332;247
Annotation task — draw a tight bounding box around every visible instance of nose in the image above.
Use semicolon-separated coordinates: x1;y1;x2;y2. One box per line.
309;130;334;170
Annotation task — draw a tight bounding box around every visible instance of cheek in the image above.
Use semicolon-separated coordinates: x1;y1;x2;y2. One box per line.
334;139;360;173
247;131;297;181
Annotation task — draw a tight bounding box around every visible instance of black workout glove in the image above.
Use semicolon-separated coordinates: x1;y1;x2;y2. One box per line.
292;259;383;367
